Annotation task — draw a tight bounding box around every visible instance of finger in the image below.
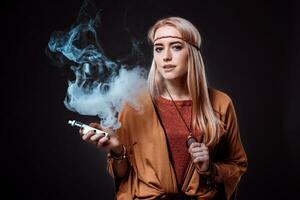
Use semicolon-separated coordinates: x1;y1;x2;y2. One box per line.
193;144;208;152
200;143;208;150
190;142;201;148
190;147;202;153
89;122;102;129
82;131;96;140
188;142;201;153
193;154;209;163
192;152;209;158
190;145;209;154
96;136;110;148
90;133;103;142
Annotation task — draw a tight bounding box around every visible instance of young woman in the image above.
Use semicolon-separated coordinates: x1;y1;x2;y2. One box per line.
82;17;248;200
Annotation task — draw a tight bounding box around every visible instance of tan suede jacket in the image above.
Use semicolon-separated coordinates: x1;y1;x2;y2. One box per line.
107;88;248;200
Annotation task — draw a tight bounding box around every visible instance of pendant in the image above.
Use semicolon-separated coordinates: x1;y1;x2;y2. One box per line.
186;135;197;147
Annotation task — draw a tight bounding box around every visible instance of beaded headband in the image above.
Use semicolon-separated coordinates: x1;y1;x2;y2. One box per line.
153;35;200;51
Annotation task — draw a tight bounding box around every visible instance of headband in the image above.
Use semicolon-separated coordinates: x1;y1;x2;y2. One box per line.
153;35;200;51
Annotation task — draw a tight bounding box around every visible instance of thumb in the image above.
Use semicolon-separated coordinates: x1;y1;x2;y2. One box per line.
89;122;102;130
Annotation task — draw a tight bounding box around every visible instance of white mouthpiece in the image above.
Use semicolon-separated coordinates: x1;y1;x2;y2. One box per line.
68;120;75;126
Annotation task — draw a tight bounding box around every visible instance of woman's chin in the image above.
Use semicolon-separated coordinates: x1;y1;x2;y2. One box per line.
162;74;186;82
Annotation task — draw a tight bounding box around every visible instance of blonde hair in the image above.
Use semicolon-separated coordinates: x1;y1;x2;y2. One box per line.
147;17;224;146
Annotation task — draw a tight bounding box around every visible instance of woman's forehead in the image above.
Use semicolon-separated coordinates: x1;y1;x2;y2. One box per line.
154;26;182;41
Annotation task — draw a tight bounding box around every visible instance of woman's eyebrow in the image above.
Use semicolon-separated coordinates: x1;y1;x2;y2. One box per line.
154;41;184;46
170;41;184;45
154;43;163;46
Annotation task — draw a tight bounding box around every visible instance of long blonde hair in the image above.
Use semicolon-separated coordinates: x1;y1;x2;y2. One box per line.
147;17;224;146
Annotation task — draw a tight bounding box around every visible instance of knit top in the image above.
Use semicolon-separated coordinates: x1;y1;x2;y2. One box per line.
156;96;201;186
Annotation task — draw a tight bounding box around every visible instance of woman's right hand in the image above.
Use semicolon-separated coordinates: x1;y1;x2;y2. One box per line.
80;122;123;155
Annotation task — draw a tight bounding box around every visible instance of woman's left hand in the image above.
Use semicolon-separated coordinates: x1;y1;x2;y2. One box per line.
188;142;210;172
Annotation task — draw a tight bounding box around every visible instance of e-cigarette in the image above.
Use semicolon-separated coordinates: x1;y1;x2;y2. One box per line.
68;120;110;137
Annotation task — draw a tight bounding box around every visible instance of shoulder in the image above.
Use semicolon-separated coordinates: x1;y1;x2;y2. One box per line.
120;88;153;116
116;88;156;140
208;88;233;115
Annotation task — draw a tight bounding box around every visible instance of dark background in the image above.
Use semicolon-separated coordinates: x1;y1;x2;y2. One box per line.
2;0;300;199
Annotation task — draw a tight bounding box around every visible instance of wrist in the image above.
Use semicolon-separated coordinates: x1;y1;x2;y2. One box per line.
111;145;123;155
197;161;212;175
202;161;211;172
109;145;126;160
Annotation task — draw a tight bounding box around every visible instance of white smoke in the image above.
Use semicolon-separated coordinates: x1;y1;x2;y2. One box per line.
47;0;148;129
65;66;147;129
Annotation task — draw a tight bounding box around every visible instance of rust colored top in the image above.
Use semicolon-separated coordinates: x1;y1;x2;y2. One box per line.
155;96;201;186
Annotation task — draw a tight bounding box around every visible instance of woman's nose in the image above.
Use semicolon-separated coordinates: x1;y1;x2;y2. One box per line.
163;49;172;62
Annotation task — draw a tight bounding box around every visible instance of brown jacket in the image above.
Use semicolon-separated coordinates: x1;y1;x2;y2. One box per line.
107;88;248;200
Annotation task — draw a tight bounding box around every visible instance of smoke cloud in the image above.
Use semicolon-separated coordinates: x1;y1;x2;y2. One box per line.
46;0;147;129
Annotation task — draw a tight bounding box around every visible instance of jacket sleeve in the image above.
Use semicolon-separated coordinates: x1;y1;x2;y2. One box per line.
213;100;248;200
106;105;133;189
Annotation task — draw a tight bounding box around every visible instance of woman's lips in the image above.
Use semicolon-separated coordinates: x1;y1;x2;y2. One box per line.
163;64;176;69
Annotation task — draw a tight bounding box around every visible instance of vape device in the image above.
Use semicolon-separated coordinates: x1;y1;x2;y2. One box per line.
68;120;110;137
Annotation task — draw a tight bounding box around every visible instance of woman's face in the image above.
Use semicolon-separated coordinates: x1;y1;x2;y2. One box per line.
153;26;189;82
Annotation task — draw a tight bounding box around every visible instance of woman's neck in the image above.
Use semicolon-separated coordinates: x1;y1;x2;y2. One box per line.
161;79;190;100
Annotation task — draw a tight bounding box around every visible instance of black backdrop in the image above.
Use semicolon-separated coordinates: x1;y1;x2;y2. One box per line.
2;0;300;199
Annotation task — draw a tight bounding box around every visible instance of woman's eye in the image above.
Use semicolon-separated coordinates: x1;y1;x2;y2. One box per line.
155;47;163;53
172;45;182;51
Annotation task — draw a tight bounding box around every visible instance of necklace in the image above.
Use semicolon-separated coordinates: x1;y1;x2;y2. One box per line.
165;88;197;147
